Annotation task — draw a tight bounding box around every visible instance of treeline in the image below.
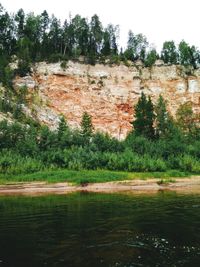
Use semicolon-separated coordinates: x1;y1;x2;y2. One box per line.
1;94;200;175
1;2;200;79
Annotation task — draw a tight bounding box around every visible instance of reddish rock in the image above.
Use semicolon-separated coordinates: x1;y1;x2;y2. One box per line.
14;62;200;139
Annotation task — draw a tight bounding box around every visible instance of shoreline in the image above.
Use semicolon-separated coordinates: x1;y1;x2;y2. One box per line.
0;176;200;196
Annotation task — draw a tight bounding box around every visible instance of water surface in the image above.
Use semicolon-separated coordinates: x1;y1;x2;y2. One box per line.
0;192;200;267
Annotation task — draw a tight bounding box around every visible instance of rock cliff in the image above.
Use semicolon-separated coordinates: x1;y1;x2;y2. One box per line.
14;61;200;139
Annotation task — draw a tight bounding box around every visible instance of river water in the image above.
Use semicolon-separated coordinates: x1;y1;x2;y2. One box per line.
0;192;200;267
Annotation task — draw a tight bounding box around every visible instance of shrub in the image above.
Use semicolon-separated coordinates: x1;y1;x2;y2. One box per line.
0;150;43;175
105;150;167;172
17;62;31;77
177;155;200;173
60;60;68;70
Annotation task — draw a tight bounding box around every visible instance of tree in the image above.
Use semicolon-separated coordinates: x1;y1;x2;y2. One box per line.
177;40;200;68
176;102;197;135
125;31;148;61
155;95;174;138
17;37;31;76
23;13;42;60
2;66;14;88
40;10;49;34
70;15;89;57
15;8;25;39
161;41;178;64
107;24;119;55
101;24;119;57
101;29;111;56
57;116;71;148
0;5;15;56
79;17;90;56
58;116;68;136
40;10;50;59
0;120;25;149
144;48;158;67
190;45;200;69
48;15;62;55
89;14;103;56
133;92;155;139
80;112;94;141
38;125;56;151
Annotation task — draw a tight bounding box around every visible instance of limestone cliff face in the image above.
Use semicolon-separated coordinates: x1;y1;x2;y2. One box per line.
14;61;200;139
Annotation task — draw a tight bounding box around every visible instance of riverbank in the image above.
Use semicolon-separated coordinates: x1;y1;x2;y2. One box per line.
0;169;191;184
1;176;200;196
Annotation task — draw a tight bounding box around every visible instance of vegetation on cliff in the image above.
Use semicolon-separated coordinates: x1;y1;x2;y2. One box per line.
0;3;200;181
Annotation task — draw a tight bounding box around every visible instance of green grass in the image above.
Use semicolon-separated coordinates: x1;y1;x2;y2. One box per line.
0;169;193;185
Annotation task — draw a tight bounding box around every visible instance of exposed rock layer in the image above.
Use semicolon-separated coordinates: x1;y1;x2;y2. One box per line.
14;62;200;139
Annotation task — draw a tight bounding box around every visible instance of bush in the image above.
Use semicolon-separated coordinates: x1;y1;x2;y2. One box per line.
0;150;43;175
105;150;167;172
124;134;152;155
92;132;124;152
177;155;200;173
17;59;31;77
187;142;200;158
60;60;68;70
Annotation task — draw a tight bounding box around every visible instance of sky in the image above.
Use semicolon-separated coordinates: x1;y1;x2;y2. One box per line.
0;0;199;51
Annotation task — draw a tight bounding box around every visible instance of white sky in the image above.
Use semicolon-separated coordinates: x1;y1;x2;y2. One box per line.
1;0;199;51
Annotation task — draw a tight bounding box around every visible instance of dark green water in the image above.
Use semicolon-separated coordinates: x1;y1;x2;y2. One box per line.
1;192;200;267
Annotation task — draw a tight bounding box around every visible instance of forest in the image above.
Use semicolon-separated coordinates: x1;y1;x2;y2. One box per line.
1;1;200;78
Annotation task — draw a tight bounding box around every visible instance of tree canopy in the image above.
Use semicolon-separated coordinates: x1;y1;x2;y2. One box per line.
0;2;200;78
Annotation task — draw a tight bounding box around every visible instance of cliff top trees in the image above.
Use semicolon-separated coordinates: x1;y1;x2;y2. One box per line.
161;41;178;65
144;48;158;67
125;31;148;61
101;24;119;56
1;2;200;77
178;40;200;68
89;14;103;55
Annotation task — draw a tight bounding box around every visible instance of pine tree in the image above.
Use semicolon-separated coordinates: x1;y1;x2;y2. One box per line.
57;116;70;148
58;116;68;138
81;112;93;140
133;92;155;139
155;95;171;138
146;96;155;139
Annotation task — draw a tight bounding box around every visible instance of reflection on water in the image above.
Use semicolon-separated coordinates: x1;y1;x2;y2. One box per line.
0;192;200;266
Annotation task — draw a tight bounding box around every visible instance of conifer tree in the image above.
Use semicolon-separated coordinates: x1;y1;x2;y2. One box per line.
81;112;93;140
133;92;155;139
57;115;70;148
58;116;68;138
155;95;172;138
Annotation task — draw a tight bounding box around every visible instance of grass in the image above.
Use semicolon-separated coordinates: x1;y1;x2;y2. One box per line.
0;169;192;185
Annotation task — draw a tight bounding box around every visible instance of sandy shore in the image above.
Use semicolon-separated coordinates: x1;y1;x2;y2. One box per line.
0;176;200;196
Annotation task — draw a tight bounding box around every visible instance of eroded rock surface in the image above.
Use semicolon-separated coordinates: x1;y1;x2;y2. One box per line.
14;62;200;139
